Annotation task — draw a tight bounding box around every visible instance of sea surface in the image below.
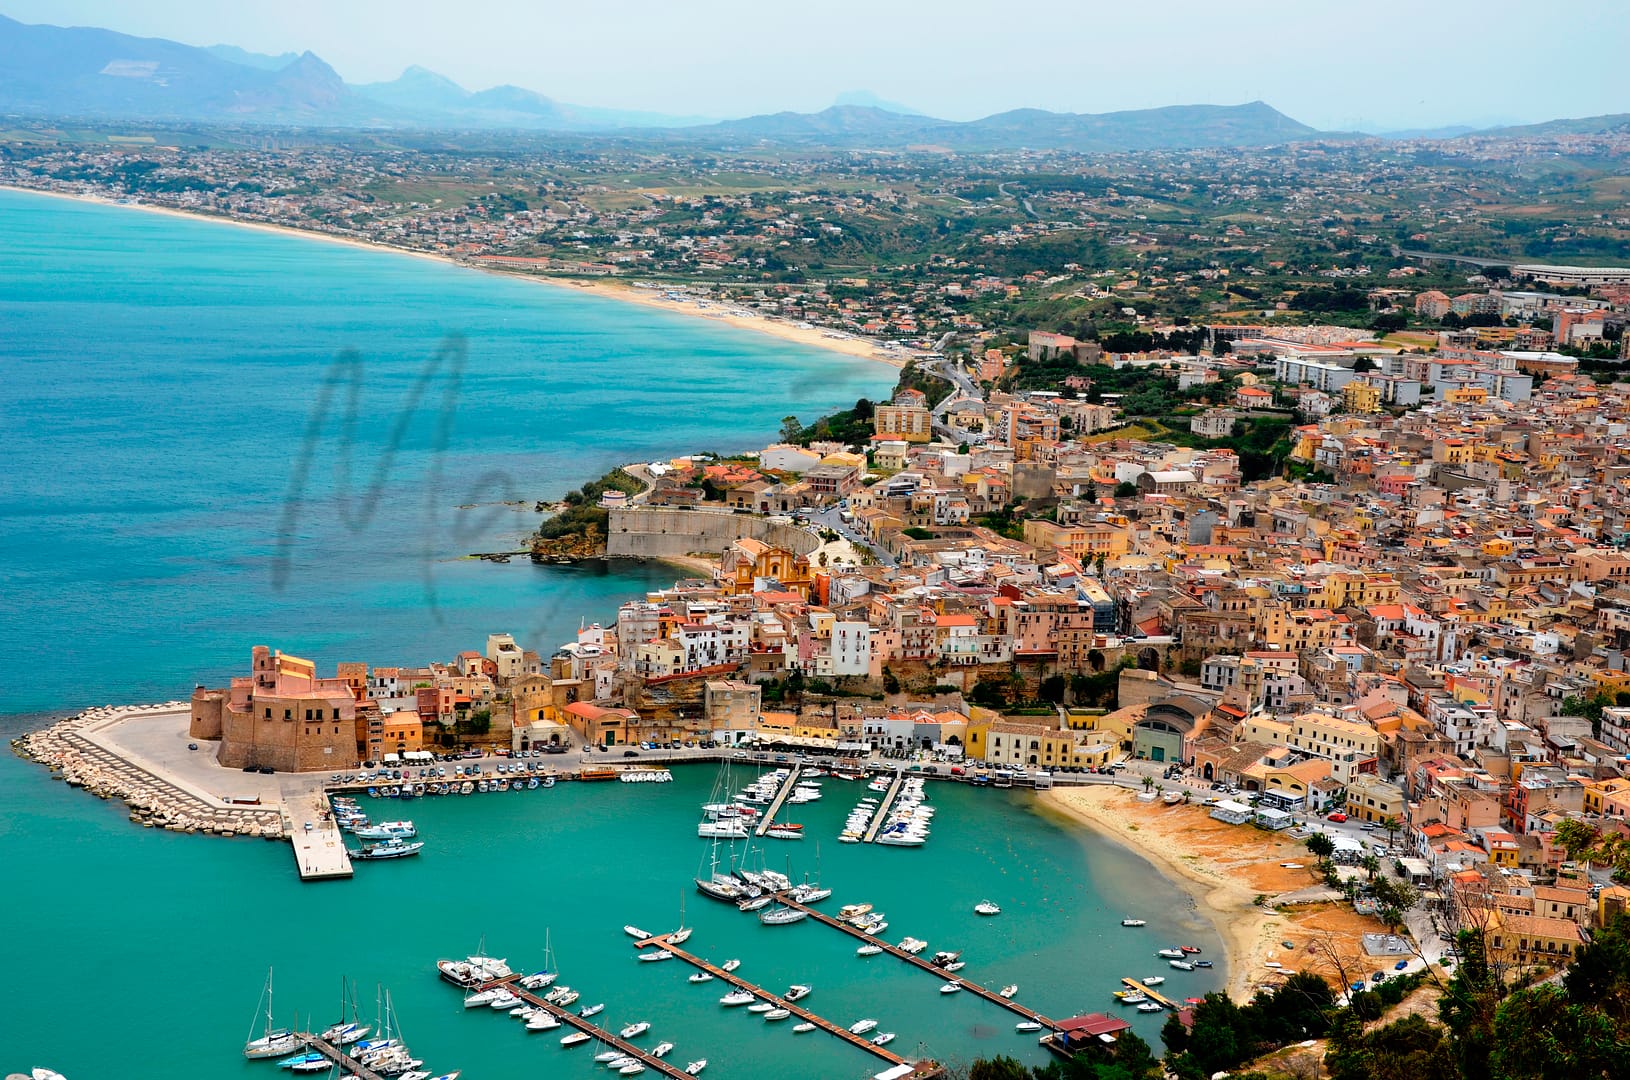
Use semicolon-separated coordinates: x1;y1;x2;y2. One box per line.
0;187;888;716
0;746;1223;1078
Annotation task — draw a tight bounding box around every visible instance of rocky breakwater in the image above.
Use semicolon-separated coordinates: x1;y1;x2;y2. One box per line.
13;704;287;840
529;529;607;564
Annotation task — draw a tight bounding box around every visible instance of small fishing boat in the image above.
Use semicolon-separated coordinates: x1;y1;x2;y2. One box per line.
848;1019;878;1035
619;1021;651;1039
1115;990;1147;1004
559;1032;592;1048
624;925;650;939
872;1033;896;1046
1141;976;1165;986
688;972;714;984
721;959;741;973
1157;948;1185;959
719;991;754;1007
940;982;962;994
1121;919;1147;927
856;944;883;956
637;950;673;962
974;900;1001;916
1170;960;1195;971
277;1052;327;1070
999;984;1018;999
793;1022;816;1033
763;1008;790;1021
685;1062;707;1076
747;1002;776;1014
785;985;811;1002
619;1065;646;1077
1194;960;1214;968
353;838;423;860
1137;1002;1165;1013
653;1042;674;1058
1180;945;1203;954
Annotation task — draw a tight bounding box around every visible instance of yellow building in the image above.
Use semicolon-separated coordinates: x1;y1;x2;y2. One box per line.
1342;381;1382;414
1486;910;1587;969
1022;518;1131;559
1345;774;1406;823
381;712;424;755
874;405;933;443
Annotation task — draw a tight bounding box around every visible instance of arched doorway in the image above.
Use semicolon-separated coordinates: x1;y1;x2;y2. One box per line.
1138;647;1160;670
1202;762;1214;781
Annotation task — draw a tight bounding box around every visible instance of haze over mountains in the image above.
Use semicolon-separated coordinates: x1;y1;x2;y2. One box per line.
0;14;1621;149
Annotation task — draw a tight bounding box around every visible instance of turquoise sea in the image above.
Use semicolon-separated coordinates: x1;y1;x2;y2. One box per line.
0;748;1222;1078
0;188;1223;1078
0;187;888;717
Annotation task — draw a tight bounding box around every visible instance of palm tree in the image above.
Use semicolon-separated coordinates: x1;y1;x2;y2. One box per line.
1381;815;1401;848
1361;853;1381;881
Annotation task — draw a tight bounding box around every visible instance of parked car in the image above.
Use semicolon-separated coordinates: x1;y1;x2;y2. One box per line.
623;749;640;758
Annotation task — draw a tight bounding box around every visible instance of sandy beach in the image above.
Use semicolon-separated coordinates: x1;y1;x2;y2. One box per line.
1042;785;1378;1001
1;184;905;369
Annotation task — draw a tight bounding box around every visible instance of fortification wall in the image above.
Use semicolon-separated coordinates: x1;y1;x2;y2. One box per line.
606;507;821;559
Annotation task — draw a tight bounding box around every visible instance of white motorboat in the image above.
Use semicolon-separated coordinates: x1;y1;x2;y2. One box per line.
555;989;581;1006
747;1002;775;1014
1141;976;1165;986
763;1008;790;1021
940;982;962;994
872;1033;896;1047
719;990;754;1007
721;959;741;972
595;1051;622;1063
785;984;811;1002
31;1070;68;1080
838;903;873;920
637;950;673;962
620;1066;646;1077
653;1042;674;1058
685;1062;707;1076
790;885;831;904
848;1019;878;1035
620;1021;651;1039
698;821;749;838
793;1022;816;1033
999;984;1018;999
580;1003;605;1018
624;925;650;939
525;1013;560;1031
1137;1002;1165;1013
897;937;928;954
668;927;693;945
353;837;423;860
974;900;1001;916
1170;959;1195;971
1015;1021;1044;1033
1157;948;1185;959
857;944;883;956
737;895;771;912
688;972;714;983
560;1032;592;1048
486;991;521;1010
463;989;502;1009
1122;918;1147;927
943;960;965;972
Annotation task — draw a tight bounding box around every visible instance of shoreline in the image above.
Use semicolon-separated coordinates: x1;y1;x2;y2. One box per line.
0;183;906;369
1039;785;1291;1001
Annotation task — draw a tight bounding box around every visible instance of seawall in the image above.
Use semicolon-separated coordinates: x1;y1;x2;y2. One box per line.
605;506;821;559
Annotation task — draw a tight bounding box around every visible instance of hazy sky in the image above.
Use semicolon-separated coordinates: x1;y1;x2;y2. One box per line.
5;0;1624;131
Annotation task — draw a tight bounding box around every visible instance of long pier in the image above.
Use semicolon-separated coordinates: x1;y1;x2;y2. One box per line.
754;768;803;837
637;935;941;1077
863;774;904;843
1120;977;1178;1010
294;1035;385;1080
477;973;693;1079
767;895;1056;1029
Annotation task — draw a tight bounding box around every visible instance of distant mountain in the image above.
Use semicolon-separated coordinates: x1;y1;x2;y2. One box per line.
833;90;926;117
1472;112;1630;138
203;43;299;72
356;64;471;113
1378;124;1480;140
350;66;710;130
0;14;394;123
688;100;1319;152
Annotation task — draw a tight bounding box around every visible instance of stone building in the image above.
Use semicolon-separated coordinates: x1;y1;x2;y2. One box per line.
190;646;362;772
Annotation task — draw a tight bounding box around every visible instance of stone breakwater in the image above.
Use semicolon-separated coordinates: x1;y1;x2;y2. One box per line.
12;704;288;839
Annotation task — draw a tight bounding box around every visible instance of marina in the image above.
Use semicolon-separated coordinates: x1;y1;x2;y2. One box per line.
633;935;942;1078
752;768;803;838
862;775;904;843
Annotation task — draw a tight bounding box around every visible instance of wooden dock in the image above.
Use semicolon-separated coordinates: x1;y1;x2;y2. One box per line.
754;767;803;837
1120;977;1178;1010
767;895;1057;1029
863;774;904;843
476;973;694;1079
295;1035;385;1080
637;935;941;1077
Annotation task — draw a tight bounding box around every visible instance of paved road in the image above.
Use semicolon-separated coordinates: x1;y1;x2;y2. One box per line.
809;504;897;567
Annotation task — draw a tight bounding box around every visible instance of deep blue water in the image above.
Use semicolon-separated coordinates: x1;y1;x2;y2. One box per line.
0;188;890;714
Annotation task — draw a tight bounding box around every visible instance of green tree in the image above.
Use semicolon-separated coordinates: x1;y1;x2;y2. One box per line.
1326;1012;1455;1080
1381;814;1402;847
1114;481;1139;498
1489;983;1625;1080
968;1056;1031;1080
780;415;803;443
1306;831;1336;861
1553;817;1602;864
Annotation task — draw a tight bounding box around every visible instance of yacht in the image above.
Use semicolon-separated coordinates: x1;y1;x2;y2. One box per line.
999;985;1018;999
930;950;962;967
974;900;1001;916
353;820;416;839
838;903;873;920
606;1057;637;1070
619;1021;651;1039
486;991;520;1010
759;906;808;926
555;989;580;1006
848;1019;878;1035
1015;1021;1044;1033
463;989;503;1009
698;821;749;839
719;991;754;1007
243;970;299;1060
943;960;966;972
737;895;771;912
595;1052;622;1063
790;885;831;904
